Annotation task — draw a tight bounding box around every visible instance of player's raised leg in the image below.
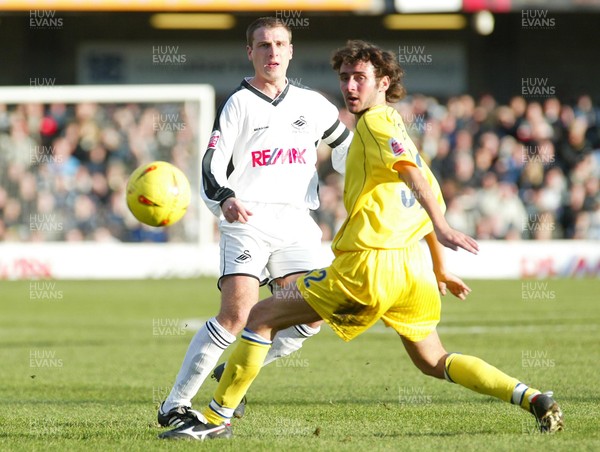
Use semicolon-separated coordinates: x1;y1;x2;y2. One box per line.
401;330;564;432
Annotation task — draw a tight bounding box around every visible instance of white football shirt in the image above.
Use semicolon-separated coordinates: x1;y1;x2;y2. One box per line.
202;78;351;217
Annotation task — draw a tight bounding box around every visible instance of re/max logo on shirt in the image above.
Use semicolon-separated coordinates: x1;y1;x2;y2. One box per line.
251;148;307;166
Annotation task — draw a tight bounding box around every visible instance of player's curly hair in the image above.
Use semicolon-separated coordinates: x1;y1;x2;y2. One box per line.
331;40;406;103
246;17;292;47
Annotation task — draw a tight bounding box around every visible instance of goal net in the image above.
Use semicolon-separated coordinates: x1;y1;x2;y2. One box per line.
0;84;218;279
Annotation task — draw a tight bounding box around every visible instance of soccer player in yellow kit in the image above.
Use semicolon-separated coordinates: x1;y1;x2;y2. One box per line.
159;40;564;441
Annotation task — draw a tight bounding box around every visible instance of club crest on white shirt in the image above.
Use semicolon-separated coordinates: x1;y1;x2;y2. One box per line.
291;115;307;130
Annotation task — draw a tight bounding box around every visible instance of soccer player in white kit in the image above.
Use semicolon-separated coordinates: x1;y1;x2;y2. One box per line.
157;17;352;427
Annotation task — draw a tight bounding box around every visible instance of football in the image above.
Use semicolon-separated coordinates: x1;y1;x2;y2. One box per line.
126;161;191;227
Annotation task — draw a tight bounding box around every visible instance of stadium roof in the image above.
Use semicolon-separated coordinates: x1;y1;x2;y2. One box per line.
0;0;379;12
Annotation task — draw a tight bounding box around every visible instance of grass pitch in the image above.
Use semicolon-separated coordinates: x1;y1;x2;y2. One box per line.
1;278;598;451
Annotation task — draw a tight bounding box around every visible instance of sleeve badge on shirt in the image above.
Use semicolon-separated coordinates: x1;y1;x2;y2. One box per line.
207;130;220;149
388;137;405;156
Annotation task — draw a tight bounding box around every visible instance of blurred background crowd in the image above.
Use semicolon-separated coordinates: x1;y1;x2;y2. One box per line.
315;93;600;242
0;101;199;242
1;92;599;243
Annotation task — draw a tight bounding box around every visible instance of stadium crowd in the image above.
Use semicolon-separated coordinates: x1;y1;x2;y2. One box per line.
314;94;600;241
0;101;199;242
0;94;599;242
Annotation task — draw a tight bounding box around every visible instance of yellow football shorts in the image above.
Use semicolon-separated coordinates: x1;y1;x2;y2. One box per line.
297;242;440;342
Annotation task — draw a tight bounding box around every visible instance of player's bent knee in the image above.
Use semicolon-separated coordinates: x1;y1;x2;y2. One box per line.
216;308;252;334
246;300;276;331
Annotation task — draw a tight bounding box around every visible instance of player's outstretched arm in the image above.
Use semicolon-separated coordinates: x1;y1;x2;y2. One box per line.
393;162;479;255
424;231;472;300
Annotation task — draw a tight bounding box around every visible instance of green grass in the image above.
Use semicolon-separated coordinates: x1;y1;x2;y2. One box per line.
1;279;598;451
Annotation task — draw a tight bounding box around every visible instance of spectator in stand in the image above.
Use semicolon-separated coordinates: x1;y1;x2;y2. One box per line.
510;96;527;136
558;117;593;174
574;94;600;148
495;105;518;139
543;98;564;145
582;175;600;211
494;136;524;185
429;136;454;182
587;205;600;240
497;182;528;239
561;183;586;239
453;151;476;189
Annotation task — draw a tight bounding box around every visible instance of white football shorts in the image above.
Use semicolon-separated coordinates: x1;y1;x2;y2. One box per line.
218;202;325;287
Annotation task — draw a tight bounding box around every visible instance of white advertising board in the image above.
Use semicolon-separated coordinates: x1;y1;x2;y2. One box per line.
0;241;598;280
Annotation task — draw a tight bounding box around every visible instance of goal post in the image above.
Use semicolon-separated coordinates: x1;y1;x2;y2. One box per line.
0;84;219;279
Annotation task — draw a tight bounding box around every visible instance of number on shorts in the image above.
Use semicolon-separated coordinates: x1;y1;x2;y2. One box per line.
303;269;327;288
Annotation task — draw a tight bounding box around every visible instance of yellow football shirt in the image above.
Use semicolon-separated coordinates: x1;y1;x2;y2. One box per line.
332;104;445;252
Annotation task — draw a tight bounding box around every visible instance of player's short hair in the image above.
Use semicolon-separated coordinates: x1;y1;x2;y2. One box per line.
246;17;292;47
331;40;406;103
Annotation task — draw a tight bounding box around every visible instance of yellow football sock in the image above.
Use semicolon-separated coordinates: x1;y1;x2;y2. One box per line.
444;353;539;411
203;336;270;425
